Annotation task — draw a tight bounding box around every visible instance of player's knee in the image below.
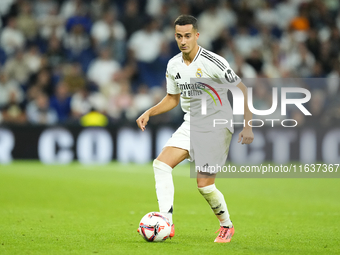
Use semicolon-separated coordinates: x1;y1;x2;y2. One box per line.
153;159;159;168
153;159;164;169
153;159;172;173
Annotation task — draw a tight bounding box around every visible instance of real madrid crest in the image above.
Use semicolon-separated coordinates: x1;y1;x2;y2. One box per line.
196;68;203;78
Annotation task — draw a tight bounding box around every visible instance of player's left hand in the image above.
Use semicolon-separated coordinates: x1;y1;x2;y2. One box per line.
238;128;254;144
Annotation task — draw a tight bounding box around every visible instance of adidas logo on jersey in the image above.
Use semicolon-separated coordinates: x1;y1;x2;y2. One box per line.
175;73;181;79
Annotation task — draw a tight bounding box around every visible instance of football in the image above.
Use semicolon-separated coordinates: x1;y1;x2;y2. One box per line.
138;212;171;242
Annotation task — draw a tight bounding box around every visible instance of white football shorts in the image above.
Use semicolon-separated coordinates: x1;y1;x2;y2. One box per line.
163;121;233;169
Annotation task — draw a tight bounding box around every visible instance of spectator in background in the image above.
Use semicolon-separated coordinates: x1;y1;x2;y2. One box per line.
0;92;27;124
0;0;15;21
178;1;192;17
64;3;92;34
109;80;133;120
91;9;126;45
105;82;123;120
231;54;257;79
275;0;298;30
45;35;66;68
187;0;206;18
211;29;231;55
218;36;237;68
63;5;93;69
23;45;42;74
282;43;315;77
255;2;278;28
49;81;71;122
308;0;330;29
147;86;175;125
38;5;65;40
128;17;163;63
0;71;24;110
70;86;92;118
128;16;165;87
26;91;58;125
197;0;235;50
17;1;39;42
262;42;283;78
246;49;264;75
305;29;321;60
62;63;86;93
99;63;134;119
71;85;107;119
0;16;25;55
296;43;316;77
60;0;85;20
4;50;31;85
233;26;261;57
327;61;340;95
121;0;145;39
127;84;153;119
145;0;163;18
289;3;310;42
87;47;121;89
236;0;255;28
33;0;58;19
91;9;126;62
279;28;299;59
27;68;53;100
63;22;91;57
90;0;114;21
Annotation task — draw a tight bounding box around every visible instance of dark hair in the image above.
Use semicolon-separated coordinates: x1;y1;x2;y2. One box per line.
174;15;198;30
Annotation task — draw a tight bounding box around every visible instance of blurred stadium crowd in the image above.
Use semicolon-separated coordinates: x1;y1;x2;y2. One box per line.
0;0;339;127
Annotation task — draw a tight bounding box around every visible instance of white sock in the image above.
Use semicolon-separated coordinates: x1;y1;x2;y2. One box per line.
153;159;174;224
198;184;232;228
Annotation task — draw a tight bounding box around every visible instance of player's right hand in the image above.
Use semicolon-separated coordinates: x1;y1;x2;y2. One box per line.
136;112;149;131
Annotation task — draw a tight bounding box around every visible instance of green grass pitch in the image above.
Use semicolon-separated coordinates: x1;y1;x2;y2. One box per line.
0;161;339;255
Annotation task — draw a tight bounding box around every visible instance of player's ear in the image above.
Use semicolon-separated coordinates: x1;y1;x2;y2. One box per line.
196;31;200;40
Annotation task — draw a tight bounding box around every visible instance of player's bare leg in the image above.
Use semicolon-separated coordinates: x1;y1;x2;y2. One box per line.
197;172;234;242
153;146;189;237
197;172;216;188
156;146;189;168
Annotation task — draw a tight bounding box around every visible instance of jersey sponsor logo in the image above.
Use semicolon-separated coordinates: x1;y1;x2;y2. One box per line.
177;82;204;96
225;69;238;83
177;82;204;91
175;72;181;79
177;81;223;106
196;68;203;78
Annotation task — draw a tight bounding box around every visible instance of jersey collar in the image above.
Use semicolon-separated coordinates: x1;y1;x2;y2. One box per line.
181;46;202;64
